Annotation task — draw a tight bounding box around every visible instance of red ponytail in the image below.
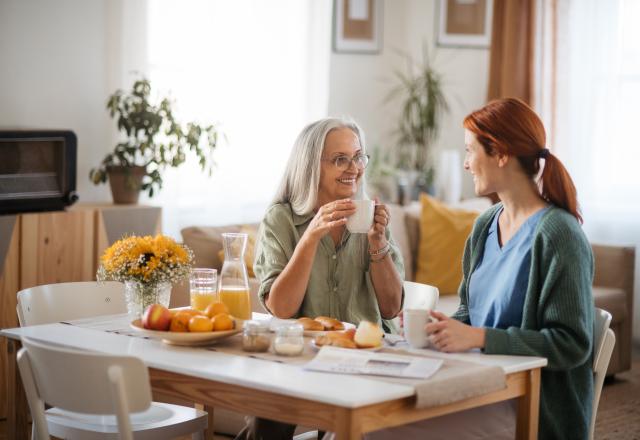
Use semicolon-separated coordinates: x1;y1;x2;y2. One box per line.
463;98;582;223
539;154;582;223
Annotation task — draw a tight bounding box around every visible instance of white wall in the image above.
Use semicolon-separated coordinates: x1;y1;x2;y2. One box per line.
328;0;490;199
0;0;148;204
0;0;110;202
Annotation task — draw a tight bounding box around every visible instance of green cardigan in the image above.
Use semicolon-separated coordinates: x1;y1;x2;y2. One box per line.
452;204;594;440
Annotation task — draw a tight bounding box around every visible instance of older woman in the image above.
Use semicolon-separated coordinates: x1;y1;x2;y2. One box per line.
369;98;594;440
235;117;404;440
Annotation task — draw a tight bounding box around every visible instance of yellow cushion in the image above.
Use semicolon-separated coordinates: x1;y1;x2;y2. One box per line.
415;194;479;295
217;226;257;278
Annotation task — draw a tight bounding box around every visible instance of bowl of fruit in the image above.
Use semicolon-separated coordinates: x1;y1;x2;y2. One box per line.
131;302;241;346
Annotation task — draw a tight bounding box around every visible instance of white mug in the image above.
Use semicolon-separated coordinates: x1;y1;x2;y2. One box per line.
403;308;431;349
346;199;374;233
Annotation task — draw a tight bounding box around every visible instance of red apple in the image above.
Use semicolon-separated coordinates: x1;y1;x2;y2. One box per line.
142;304;172;331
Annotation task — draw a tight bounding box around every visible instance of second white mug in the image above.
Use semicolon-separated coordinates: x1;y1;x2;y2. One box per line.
403;308;431;349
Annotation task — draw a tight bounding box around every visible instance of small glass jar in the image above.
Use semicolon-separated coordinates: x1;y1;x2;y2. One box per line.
242;320;271;353
274;323;304;356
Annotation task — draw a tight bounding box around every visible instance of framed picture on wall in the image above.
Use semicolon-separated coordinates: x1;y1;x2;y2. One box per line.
333;0;383;54
437;0;494;48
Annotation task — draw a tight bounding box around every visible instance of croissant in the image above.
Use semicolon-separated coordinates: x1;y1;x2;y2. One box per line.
314;316;345;331
297;317;324;331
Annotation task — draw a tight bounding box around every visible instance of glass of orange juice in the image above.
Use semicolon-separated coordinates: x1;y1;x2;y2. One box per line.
189;268;218;312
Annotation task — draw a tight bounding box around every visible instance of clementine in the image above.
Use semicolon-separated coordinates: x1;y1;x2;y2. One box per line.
188;315;214;332
211;313;234;331
169;311;192;332
180;308;204;317
204;302;229;319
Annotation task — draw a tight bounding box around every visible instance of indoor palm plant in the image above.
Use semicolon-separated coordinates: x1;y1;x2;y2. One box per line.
90;78;223;203
387;49;448;198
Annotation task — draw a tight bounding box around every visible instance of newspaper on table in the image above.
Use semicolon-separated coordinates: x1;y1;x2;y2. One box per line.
304;346;443;379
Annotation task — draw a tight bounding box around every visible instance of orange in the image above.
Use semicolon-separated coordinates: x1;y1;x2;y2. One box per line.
211;313;234;331
188;315;214;332
169;311;191;332
204;301;229;319
180;308;204;317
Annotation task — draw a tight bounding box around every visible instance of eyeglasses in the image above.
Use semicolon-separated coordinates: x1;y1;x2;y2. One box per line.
322;154;370;171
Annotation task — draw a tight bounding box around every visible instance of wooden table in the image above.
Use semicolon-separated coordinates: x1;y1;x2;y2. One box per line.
1;322;546;440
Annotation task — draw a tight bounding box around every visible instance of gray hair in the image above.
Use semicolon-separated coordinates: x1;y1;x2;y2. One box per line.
273;117;367;215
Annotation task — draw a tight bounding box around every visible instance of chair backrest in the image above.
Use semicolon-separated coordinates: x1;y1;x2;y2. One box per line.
17;337;152;440
590;307;616;440
17;281;126;326
403;281;439;311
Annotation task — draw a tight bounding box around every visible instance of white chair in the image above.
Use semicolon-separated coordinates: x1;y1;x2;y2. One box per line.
17;281;128;326
391;281;439;329
17;336;207;440
402;281;439;310
590;307;616;440
15;281;208;439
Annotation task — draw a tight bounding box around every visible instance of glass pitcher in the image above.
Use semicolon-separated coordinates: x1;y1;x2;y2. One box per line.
219;232;252;320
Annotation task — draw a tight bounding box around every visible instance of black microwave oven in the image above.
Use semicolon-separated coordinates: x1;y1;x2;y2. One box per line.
0;130;79;215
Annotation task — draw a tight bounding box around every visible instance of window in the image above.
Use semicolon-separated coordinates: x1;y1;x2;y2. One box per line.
143;0;331;238
554;0;640;215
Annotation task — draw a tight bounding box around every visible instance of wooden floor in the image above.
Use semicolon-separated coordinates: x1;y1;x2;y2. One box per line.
2;349;639;439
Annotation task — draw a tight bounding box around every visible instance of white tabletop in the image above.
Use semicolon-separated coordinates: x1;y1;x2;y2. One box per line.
1;320;546;409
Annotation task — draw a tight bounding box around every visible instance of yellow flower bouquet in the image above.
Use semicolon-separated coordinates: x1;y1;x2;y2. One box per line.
97;234;194;316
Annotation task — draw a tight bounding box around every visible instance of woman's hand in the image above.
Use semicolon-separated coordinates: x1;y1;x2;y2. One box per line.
304;199;355;242
426;310;485;353
368;199;390;249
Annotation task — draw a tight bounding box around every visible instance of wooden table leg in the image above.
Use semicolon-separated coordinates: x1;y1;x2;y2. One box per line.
6;339;30;440
204;405;215;440
334;408;363;440
516;367;541;440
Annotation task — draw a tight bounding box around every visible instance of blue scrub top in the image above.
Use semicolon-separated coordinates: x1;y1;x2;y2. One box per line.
469;206;550;329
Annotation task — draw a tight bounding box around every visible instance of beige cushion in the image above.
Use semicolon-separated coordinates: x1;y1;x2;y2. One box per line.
593;286;627;324
404;202;422;281
387;204;412;280
181;224;259;270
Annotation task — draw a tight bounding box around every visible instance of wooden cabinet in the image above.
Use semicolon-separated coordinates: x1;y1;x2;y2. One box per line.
0;204;161;417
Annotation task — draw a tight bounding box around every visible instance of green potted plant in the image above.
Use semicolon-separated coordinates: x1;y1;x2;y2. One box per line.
387;48;448;199
90;78;223;204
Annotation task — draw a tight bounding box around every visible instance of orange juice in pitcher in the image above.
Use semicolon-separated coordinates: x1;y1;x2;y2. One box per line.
219;233;252;320
219;287;251;320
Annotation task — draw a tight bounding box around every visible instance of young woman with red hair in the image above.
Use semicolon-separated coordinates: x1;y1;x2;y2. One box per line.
368;98;594;439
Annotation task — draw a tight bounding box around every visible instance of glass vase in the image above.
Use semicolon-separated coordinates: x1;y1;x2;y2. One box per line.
124;281;172;318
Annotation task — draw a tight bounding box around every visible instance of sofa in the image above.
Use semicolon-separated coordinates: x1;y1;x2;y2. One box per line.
176;199;635;436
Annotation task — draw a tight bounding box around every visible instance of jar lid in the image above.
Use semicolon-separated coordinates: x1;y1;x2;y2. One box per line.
275;322;304;336
243;320;269;334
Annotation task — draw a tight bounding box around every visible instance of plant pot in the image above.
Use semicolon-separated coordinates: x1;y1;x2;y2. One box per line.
107;165;146;204
124;280;172;318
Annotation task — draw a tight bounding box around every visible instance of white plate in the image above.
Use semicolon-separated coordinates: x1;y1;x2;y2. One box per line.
130;319;241;346
309;339;381;352
268;317;356;336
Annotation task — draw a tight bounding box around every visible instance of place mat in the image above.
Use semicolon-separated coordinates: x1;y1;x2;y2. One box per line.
62;313;145;337
207;339;505;409
375;348;506;409
203;334;317;365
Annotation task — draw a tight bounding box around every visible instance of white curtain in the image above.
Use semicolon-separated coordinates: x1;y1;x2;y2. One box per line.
139;0;332;238
546;0;640;340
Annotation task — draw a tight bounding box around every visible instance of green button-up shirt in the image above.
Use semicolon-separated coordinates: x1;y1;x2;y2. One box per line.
254;203;405;332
